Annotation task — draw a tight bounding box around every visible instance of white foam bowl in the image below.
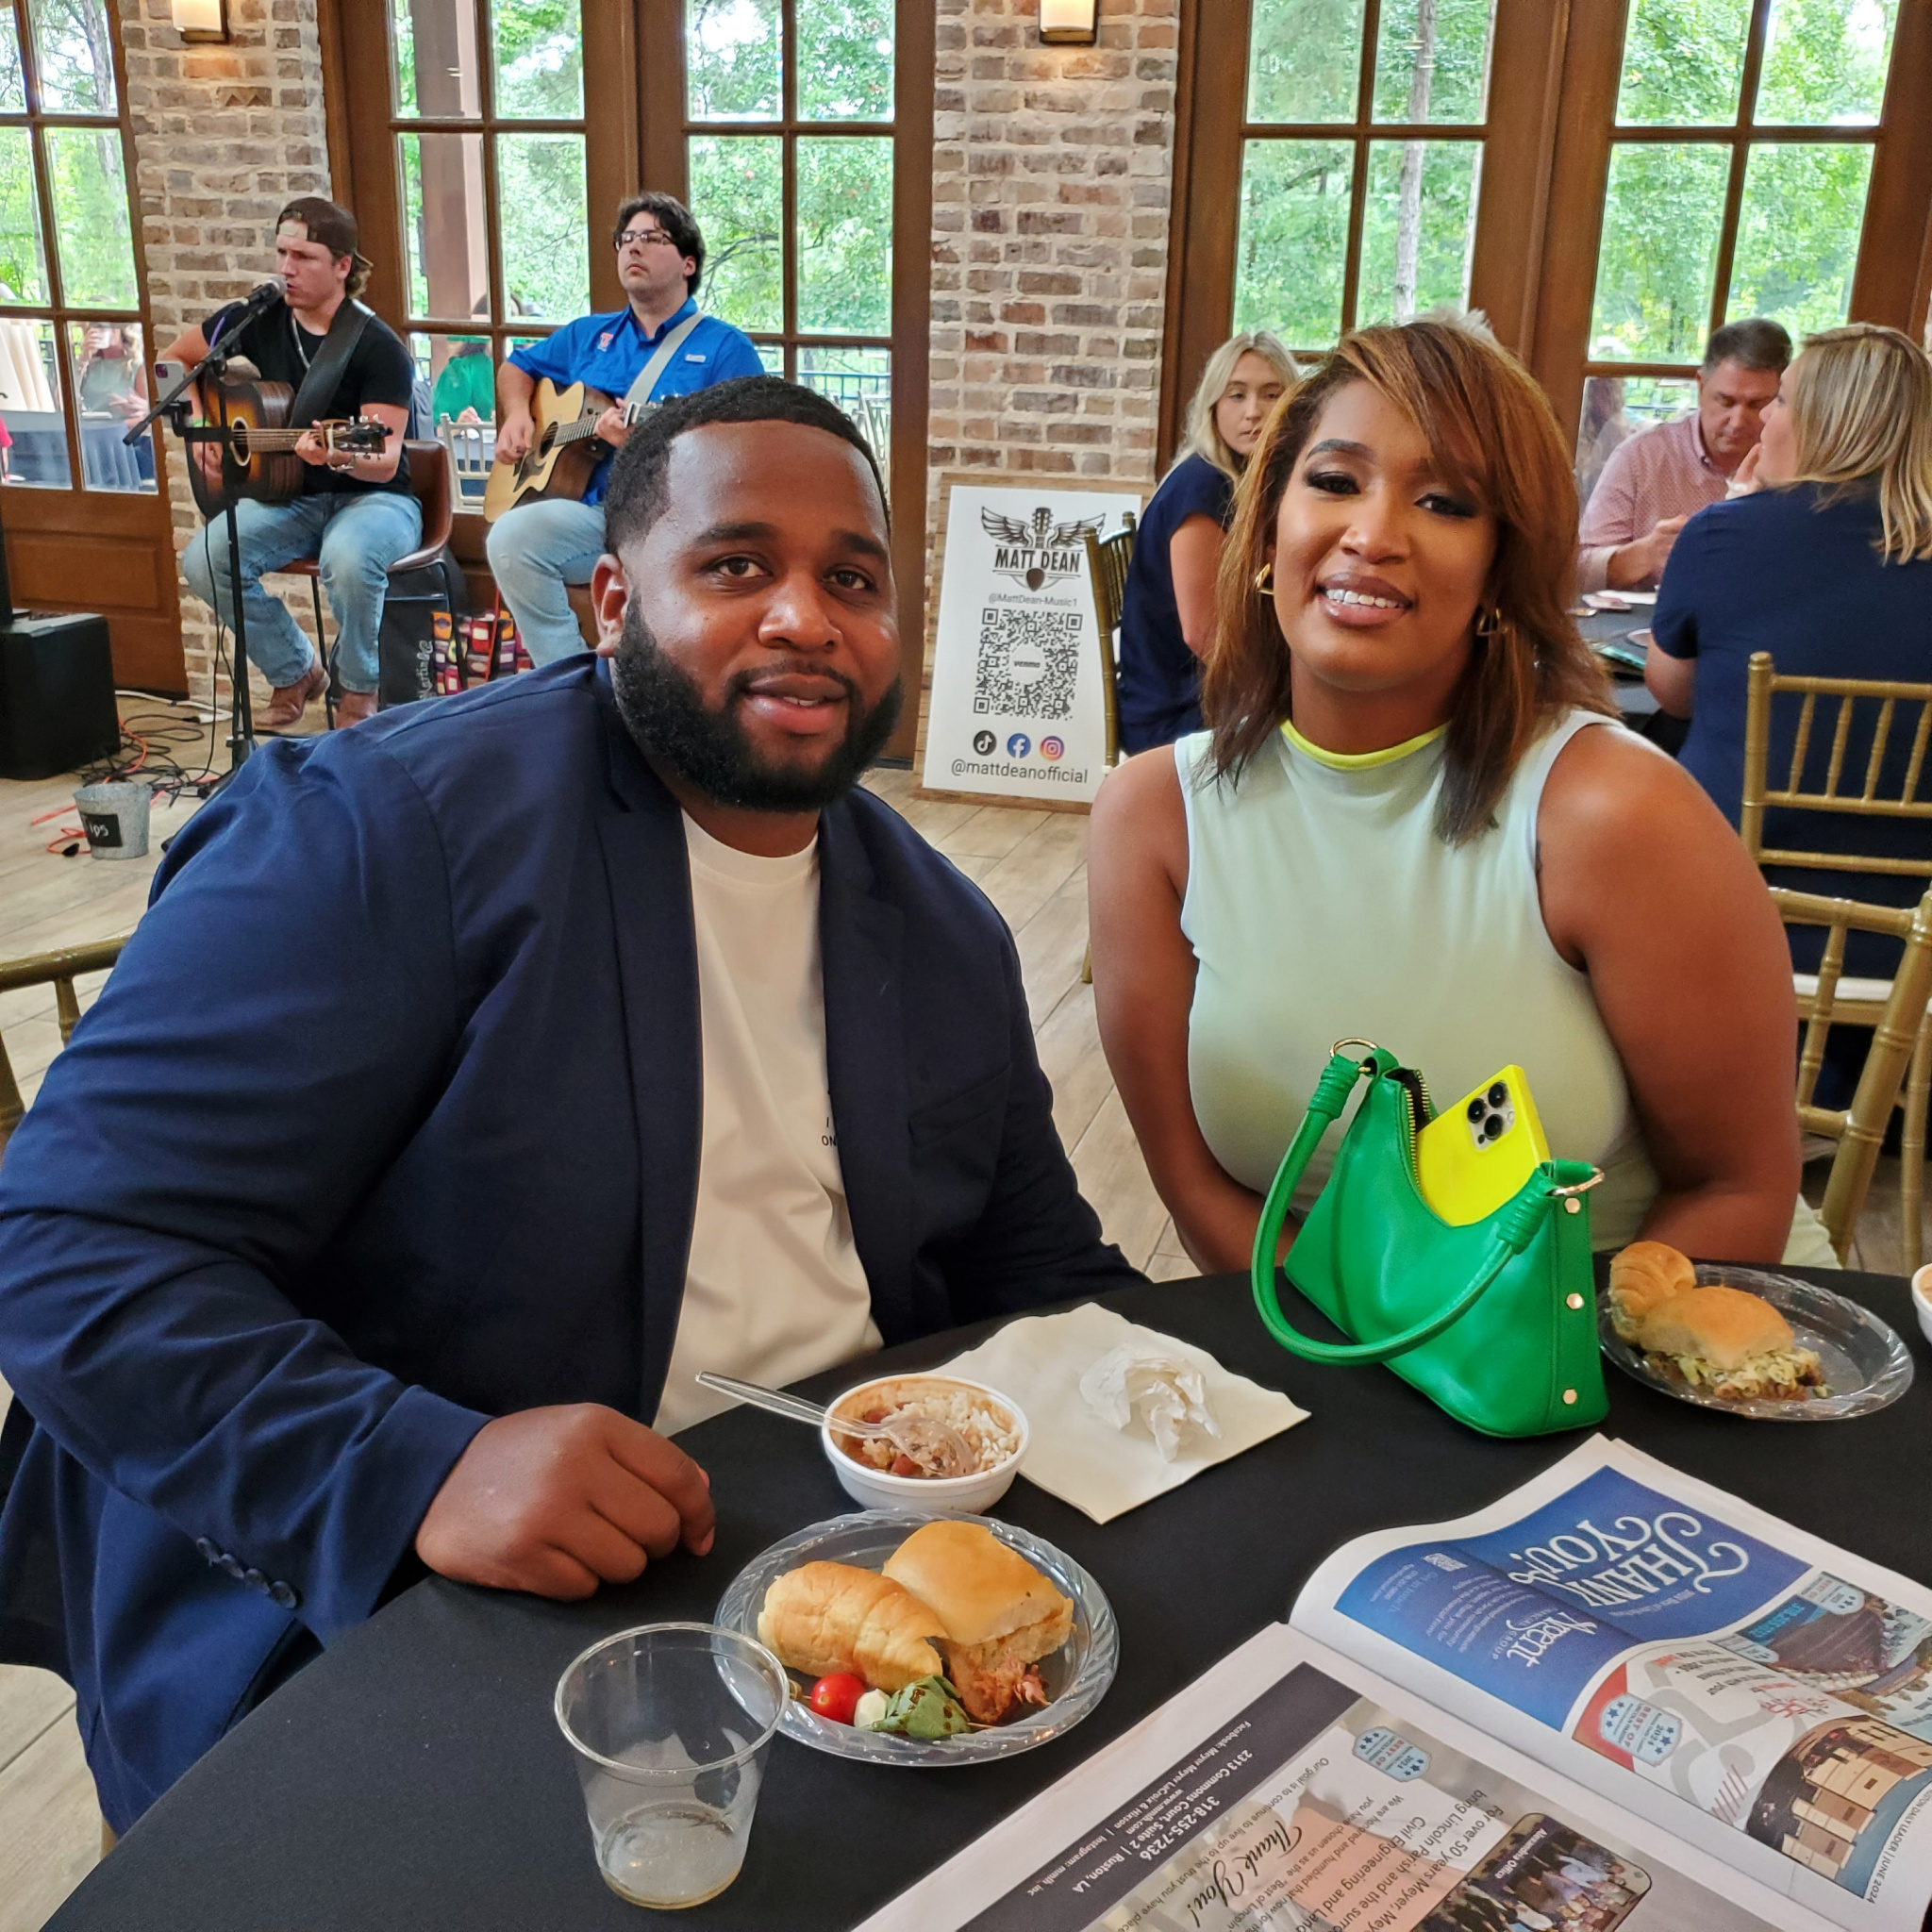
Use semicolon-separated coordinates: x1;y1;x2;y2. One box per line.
1912;1264;1932;1351
819;1373;1028;1514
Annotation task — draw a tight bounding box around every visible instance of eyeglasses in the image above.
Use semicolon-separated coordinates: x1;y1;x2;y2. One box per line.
617;228;678;250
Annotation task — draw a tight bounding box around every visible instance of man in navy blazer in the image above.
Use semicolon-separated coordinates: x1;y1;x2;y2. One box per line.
0;377;1139;1829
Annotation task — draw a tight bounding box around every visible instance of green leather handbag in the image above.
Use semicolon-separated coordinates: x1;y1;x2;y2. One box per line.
1249;1043;1609;1438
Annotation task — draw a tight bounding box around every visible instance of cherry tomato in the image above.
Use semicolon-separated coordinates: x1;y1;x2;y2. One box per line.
808;1673;866;1725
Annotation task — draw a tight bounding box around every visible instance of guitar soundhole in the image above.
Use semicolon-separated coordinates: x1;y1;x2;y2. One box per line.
230;423;251;461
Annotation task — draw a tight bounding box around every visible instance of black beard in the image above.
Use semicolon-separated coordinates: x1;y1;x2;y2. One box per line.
610;603;904;812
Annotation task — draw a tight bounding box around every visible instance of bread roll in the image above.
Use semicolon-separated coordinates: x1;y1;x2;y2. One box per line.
1607;1241;1697;1340
883;1522;1074;1724
882;1522;1072;1650
1634;1286;1793;1371
756;1561;946;1691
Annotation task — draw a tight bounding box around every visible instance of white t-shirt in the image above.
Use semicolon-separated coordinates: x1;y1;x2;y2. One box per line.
652;813;881;1436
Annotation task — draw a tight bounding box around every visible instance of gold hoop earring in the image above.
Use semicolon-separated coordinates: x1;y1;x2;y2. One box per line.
1475;606;1503;641
1254;562;1275;595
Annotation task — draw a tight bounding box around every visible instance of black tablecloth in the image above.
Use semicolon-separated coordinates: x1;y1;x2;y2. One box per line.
51;1268;1929;1930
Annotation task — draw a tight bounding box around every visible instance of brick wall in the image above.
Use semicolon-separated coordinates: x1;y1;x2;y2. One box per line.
923;0;1179;734
118;0;332;708
927;0;1178;491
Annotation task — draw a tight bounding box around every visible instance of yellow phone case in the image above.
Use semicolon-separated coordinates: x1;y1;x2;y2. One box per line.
1414;1064;1551;1225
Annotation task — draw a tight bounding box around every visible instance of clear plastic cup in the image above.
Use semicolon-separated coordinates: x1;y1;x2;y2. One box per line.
554;1623;789;1910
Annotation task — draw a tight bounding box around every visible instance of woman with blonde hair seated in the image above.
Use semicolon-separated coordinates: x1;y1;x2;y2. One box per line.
1089;318;1831;1273
1647;325;1932;980
1116;331;1297;753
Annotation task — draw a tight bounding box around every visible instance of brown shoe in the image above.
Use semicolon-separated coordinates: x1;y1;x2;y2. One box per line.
257;658;326;732
332;689;377;728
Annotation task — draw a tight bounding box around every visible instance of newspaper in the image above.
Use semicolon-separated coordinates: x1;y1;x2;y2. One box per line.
1293;1438;1932;1932
860;1623;1810;1932
858;1440;1931;1932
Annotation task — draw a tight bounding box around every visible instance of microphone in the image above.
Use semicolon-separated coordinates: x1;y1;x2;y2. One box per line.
209;275;284;345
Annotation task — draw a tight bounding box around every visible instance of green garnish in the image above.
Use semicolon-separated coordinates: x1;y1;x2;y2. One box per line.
873;1675;972;1739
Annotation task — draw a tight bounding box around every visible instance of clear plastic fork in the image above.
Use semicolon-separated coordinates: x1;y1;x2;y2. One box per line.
692;1373;972;1477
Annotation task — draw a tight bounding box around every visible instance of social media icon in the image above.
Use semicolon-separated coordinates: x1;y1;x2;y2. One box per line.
972;729;995;755
1040;736;1065;761
1007;733;1031;758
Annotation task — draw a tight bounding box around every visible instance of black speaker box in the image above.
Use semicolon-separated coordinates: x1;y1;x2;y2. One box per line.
0;611;121;780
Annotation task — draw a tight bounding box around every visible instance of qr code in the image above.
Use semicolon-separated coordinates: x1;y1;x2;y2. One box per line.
973;608;1082;719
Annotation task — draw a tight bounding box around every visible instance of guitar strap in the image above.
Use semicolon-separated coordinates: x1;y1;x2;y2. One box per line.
290;299;373;427
619;308;707;416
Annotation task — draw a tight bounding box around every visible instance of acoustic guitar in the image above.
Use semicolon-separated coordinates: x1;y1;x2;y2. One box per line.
186;375;391;519
482;378;650;523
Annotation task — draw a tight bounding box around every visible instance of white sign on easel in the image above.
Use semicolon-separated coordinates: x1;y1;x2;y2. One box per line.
920;479;1143;807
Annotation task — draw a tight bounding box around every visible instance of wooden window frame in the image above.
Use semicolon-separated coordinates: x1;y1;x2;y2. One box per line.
0;0;182;690
1160;0;1566;464
0;0;158;495
321;0;930;757
1528;0;1932;446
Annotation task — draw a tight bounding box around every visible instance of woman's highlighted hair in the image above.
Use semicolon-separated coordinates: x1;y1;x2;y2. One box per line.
1202;317;1612;843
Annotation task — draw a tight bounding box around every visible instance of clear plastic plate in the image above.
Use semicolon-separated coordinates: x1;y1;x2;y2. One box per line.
713;1510;1118;1767
1599;1264;1914;1422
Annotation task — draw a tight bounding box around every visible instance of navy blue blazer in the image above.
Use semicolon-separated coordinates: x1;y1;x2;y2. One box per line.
0;660;1138;1829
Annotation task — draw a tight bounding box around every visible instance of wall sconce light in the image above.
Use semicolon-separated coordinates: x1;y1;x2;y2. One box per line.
172;0;229;43
1040;0;1098;44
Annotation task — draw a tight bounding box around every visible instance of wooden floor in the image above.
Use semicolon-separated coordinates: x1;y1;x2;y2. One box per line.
0;731;1921;1929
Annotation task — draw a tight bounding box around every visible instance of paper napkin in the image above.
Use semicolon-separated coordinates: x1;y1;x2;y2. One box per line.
940;1304;1307;1523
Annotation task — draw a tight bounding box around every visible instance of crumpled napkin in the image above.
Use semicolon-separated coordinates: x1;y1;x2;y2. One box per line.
1078;1342;1222;1461
940;1304;1307;1524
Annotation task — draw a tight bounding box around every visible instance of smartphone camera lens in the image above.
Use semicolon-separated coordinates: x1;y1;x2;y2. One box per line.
1483;1114;1505;1141
1488;1083;1507;1108
1467;1098;1486;1123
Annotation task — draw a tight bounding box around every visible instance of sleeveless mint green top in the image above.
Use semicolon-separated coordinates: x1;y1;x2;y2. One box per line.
1177;710;1661;1249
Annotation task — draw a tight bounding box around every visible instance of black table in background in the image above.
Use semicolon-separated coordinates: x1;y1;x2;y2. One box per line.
51;1269;1929;1931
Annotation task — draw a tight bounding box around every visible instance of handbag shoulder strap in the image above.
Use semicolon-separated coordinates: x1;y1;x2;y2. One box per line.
620;308;707;415
1247;1048;1573;1365
290;299;373;427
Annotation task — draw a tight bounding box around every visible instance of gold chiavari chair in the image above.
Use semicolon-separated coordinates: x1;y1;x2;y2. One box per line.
0;938;127;1161
1080;516;1137;986
1741;652;1932;1269
1774;888;1932;1264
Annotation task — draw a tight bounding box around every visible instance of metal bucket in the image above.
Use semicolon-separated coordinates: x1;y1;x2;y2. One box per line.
74;780;152;860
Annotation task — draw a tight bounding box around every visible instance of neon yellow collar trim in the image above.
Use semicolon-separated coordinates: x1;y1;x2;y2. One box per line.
1281;717;1448;770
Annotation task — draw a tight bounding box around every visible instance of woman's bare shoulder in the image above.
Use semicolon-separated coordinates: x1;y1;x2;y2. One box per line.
1540;716;1724;855
1091;741;1190;882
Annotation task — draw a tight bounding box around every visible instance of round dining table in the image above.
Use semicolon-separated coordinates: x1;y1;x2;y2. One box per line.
48;1265;1929;1930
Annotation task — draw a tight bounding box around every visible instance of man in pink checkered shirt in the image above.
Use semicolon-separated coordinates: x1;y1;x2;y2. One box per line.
1577;318;1790;594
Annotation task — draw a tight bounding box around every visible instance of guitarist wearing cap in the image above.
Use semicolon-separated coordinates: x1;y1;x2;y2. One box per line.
160;196;419;730
486;192;763;665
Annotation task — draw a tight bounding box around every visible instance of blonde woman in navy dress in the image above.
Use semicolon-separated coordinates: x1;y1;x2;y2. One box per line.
1089;318;1831;1274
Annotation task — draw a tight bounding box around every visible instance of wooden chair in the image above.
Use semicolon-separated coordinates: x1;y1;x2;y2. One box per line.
1079;516;1137;985
0;938;127;1160
284;439;458;724
1773;887;1932;1265
1741;651;1932;1269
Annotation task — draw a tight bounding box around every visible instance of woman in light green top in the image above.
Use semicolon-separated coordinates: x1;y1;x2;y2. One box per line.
1090;318;1824;1274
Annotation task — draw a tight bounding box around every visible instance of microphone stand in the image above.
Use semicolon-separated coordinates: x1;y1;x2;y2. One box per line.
124;341;257;789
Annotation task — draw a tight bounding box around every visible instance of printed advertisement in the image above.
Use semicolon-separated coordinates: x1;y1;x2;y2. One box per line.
952;1661;1769;1932
1298;1439;1932;1925
921;480;1142;807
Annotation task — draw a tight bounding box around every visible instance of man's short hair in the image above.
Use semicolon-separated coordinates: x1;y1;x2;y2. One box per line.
614;192;706;296
604;375;889;554
1703;318;1791;375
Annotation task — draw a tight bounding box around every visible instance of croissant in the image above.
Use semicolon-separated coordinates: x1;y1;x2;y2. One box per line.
756;1561;947;1691
1607;1241;1697;1341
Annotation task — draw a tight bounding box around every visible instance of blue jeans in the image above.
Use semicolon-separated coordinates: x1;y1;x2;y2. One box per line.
484;497;608;665
181;491;424;694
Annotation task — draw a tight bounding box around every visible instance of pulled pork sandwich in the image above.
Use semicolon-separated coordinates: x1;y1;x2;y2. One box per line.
882;1521;1074;1724
1633;1285;1825;1402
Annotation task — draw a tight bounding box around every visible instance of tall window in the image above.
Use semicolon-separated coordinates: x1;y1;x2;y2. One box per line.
387;0;591;449
1234;0;1497;357
681;0;895;476
1577;0;1901;486
0;0;152;493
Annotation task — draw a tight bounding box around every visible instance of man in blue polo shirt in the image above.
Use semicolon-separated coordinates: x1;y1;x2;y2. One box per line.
486;192;764;661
